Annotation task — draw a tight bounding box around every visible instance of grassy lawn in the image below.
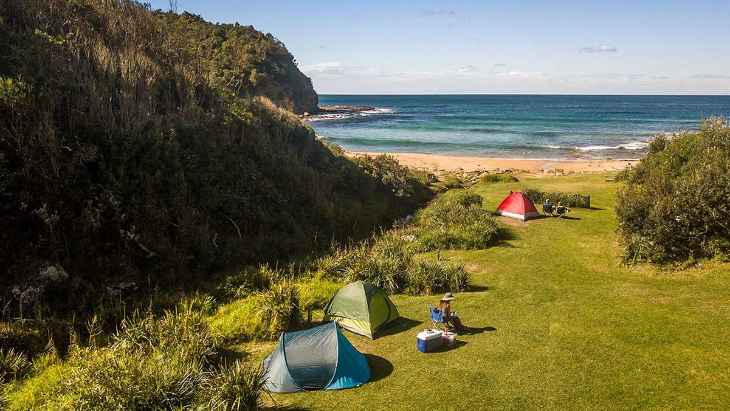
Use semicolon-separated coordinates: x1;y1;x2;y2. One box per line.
250;172;730;410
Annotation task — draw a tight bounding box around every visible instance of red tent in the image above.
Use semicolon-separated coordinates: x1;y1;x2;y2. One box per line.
494;192;540;221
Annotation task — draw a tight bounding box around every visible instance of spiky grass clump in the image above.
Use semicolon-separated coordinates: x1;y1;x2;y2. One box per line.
5;302;267;410
211;277;300;343
313;231;470;296
0;348;31;384
207;360;267;411
297;276;343;310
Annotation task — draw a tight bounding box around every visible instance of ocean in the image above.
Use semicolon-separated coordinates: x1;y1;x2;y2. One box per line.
306;95;730;160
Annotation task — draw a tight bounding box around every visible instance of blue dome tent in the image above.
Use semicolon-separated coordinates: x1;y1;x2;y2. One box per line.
262;322;371;393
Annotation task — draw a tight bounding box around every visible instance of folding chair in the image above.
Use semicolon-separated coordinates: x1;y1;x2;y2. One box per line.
430;307;446;330
542;203;554;216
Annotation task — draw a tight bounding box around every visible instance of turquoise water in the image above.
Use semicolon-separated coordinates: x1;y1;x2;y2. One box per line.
307;95;730;159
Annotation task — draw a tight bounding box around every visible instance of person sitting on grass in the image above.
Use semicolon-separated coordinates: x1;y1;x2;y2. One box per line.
436;293;464;332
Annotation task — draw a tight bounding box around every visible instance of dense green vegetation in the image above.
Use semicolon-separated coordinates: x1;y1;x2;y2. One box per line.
0;0;431;321
523;188;592;209
248;172;730;411
4;301;268;410
409;190;500;250
616;118;730;264
156;10;318;114
2;0;729;408
210;190;494;344
480;173;519;184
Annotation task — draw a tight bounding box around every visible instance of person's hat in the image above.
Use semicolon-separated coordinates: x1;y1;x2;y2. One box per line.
441;292;455;301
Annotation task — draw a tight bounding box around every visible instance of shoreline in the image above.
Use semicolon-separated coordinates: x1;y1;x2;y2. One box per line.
347;151;636;173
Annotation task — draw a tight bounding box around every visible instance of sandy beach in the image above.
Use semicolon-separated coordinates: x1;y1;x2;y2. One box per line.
348;151;636;173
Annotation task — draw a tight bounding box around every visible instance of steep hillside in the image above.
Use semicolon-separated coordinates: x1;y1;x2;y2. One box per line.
156;11;318;114
0;0;428;314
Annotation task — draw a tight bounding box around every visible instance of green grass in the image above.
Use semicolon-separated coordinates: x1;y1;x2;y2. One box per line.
247;172;730;410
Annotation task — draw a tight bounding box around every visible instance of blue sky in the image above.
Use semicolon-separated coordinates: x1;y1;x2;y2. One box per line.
151;0;730;94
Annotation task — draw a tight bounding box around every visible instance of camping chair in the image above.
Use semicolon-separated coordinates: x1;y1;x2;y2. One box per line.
556;206;567;219
430;307;445;329
430;307;454;331
542;203;554;216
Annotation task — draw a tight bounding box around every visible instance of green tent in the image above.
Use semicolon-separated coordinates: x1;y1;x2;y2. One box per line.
323;281;401;339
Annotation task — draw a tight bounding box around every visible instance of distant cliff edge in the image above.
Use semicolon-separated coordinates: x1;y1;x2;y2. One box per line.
158;11;318;114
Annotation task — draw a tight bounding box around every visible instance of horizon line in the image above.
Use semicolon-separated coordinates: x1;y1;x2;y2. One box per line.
317;93;730;97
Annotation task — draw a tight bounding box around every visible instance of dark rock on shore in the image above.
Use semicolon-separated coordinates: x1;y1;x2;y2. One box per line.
318;105;375;113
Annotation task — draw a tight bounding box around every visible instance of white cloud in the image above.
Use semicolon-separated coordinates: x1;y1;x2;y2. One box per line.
299;62;384;77
499;71;545;79
494;63;508;67
691;73;725;79
457;65;479;73
300;61;718;94
579;44;618;53
423;6;455;15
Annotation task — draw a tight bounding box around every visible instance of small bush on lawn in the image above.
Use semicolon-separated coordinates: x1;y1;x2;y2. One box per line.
481;174;519;184
616;117;730;265
5;303;267;410
523;188;591;208
413;190;500;250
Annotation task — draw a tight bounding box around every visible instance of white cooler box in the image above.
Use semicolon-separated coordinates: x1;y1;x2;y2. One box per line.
417;329;445;353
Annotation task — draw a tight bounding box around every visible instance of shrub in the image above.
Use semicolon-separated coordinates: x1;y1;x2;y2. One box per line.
219;265;278;300
313;231;470;296
405;261;470;295
0;348;31;383
297;276;342;310
207;360;266;411
211;278;299;343
523;188;591;208
616;118;730;265
480;174;519;184
0;323;45;357
353;154;415;197
613;168;630;182
439;172;464;189
5;304;267;410
412;190;500;251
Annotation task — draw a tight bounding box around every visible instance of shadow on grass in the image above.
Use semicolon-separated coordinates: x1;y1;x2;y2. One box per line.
365;354;394;382
219;347;251;362
493;226;519;248
460;326;496;336
270;406;312;411
379;317;422;338
541;215;582;221
435;340;468;351
465;284;490;292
